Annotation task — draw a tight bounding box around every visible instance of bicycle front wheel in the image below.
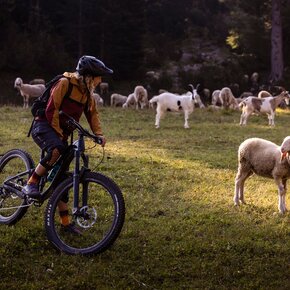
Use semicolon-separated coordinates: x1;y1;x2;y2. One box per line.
45;172;125;255
0;149;34;225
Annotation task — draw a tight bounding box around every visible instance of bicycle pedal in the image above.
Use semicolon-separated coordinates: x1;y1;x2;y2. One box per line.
26;196;42;207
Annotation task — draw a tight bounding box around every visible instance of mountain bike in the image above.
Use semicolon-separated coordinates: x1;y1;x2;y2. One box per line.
0;112;125;255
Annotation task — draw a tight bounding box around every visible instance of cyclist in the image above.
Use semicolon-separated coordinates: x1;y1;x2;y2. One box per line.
23;55;113;233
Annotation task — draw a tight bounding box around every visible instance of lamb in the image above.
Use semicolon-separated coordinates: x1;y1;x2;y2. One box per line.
110;93;128;107
239;91;289;126
92;93;104;107
123;86;148;109
234;136;290;214
149;85;197;128
14;77;45;108
219;87;239;109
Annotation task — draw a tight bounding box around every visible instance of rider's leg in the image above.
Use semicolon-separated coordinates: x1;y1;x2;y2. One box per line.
24;148;62;198
58;201;82;235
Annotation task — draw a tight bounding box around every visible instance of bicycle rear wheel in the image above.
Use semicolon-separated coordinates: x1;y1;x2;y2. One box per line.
45;172;125;255
0;149;34;225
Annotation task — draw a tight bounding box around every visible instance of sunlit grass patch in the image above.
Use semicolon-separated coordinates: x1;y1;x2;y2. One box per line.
0;106;289;289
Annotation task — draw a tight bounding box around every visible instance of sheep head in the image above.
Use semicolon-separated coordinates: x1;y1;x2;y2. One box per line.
14;77;23;88
280;136;290;161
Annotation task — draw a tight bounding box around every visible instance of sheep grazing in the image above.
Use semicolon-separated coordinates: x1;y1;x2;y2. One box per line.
211;89;221;106
133;85;148;109
14;77;46;108
122;93;136;108
239;91;290;126
149;85;197;129
92;93;104;107
110;93;128;107
234;136;290;214
219;87;239;109
123;86;148;109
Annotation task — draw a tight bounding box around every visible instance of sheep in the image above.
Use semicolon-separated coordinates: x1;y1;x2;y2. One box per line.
110;93;127;107
239;91;290;126
29;78;45;85
123;86;148;109
234;136;290;214
211;89;221;106
219;87;239;109
99;82;109;96
148;85;197;129
14;77;45;108
122;93;136;108
133;85;148;109
92;93;104;107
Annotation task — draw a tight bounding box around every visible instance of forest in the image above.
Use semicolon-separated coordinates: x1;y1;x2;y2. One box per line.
1;0;290;103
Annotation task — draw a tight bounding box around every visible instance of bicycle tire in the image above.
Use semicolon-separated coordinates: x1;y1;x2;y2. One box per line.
45;171;125;255
0;149;35;225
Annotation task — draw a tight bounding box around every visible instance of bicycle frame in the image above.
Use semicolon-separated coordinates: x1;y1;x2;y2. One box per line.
37;131;90;211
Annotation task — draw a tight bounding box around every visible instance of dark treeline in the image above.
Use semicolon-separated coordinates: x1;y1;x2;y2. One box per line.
1;0;290;101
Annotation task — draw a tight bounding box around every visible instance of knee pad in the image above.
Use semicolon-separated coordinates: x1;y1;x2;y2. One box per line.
40;147;62;169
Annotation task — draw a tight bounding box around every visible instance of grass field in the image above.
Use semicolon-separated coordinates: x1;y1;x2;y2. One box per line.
0;105;289;289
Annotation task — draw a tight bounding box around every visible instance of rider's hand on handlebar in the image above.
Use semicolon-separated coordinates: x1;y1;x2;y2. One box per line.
95;135;106;147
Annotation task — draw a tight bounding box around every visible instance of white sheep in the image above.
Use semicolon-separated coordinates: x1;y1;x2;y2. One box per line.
219;87;239;109
211;89;221;106
14;77;45;108
122;93;136;108
122;86;148;109
110;93;128;107
149;86;197;129
239;91;289;126
92;93;104;107
133;85;148;109
234;136;290;214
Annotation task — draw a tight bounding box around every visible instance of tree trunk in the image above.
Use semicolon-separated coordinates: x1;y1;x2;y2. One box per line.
270;0;284;83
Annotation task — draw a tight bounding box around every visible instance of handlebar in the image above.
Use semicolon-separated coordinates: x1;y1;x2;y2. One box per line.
59;111;103;145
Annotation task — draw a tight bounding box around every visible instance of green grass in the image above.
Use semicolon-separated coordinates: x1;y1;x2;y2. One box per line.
0;105;289;289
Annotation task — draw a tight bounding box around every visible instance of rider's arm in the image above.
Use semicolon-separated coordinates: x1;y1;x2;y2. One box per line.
84;98;106;146
84;97;103;136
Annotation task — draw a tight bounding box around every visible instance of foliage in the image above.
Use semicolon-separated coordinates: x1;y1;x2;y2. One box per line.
0;105;289;289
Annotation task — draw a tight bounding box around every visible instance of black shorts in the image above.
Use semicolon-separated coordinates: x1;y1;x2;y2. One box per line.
31;120;66;153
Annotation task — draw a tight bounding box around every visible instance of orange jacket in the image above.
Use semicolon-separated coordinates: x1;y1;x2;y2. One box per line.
45;72;103;138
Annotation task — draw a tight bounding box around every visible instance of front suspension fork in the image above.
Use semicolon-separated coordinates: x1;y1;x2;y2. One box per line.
72;150;89;215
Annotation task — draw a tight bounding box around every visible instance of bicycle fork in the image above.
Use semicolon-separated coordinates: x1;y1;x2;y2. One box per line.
72;135;89;216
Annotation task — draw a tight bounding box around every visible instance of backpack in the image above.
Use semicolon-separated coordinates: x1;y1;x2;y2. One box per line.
28;75;73;137
31;74;73;117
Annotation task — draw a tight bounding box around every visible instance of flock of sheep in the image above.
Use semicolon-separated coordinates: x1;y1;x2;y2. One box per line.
13;76;290;214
